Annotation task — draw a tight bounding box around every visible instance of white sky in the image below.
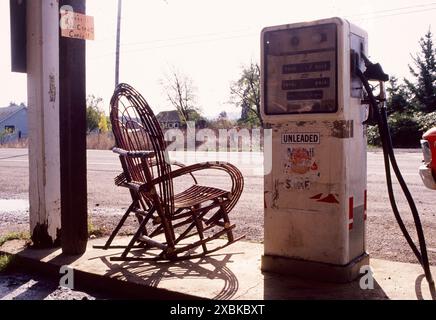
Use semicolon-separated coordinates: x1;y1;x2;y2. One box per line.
1;0;435;118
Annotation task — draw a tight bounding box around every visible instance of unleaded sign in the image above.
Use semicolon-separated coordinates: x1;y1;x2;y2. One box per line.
282;133;320;144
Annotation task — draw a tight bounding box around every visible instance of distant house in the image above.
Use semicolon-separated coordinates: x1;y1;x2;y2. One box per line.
156;110;182;129
0;103;28;144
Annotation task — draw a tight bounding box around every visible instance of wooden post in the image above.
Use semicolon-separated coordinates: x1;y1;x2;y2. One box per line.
26;0;88;252
59;0;88;255
27;0;62;248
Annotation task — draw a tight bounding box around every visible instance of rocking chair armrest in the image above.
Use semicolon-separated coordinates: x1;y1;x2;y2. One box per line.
113;172;146;192
148;161;244;212
112;147;155;159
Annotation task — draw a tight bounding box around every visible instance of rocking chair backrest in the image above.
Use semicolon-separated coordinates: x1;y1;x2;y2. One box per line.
109;83;175;218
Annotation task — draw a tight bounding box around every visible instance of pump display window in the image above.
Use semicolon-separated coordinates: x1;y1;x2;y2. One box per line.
264;23;338;115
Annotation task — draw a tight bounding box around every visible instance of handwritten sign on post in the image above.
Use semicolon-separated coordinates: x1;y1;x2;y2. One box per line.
61;11;95;41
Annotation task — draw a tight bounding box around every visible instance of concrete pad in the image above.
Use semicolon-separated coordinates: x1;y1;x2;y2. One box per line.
1;238;435;300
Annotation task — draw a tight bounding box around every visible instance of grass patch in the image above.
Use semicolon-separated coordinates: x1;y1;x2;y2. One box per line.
0;232;30;247
0;138;29;148
0;255;14;272
88;219;107;238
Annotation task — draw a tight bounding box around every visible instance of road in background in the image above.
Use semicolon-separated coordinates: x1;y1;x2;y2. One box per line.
0;148;435;265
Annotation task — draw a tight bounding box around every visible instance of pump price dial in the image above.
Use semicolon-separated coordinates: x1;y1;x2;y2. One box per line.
283;61;331;74
287;90;323;101
282;78;330;91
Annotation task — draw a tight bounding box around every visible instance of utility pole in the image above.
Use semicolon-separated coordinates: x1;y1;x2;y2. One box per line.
115;0;122;87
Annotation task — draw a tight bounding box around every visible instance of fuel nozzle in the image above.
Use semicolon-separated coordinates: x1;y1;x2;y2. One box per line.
353;51;389;125
361;52;389;82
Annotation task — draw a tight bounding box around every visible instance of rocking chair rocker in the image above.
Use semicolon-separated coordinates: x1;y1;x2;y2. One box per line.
94;83;245;261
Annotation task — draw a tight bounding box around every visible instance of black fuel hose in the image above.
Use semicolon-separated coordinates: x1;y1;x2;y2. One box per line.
357;69;435;298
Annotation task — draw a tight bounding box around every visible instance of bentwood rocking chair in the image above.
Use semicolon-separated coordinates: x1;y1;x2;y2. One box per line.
94;83;244;261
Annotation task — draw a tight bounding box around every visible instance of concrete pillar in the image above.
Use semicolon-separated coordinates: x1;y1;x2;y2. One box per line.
27;0;61;247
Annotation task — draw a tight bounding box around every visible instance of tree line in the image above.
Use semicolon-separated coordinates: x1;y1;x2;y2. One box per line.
368;29;436;147
86;29;436;147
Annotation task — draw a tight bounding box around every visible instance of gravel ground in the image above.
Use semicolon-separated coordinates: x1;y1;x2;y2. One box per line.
0;148;435;267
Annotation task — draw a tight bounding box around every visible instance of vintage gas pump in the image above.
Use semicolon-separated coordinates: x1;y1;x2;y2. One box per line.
261;17;370;282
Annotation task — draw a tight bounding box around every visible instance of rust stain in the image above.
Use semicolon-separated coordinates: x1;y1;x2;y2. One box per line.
264;191;268;209
296;121;316;127
272;179;281;209
331;120;354;139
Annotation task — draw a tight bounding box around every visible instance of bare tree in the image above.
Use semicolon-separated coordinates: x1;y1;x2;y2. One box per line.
161;69;200;123
230;62;262;127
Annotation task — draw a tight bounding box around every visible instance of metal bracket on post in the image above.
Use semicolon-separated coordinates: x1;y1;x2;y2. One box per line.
10;0;27;73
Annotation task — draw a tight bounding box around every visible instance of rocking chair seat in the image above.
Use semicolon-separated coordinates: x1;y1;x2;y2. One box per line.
174;185;230;209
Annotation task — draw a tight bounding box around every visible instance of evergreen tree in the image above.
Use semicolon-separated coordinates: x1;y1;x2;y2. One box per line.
386;76;410;115
404;29;436;113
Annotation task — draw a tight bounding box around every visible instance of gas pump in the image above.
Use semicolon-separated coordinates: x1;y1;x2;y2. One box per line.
261;18;369;282
261;17;435;292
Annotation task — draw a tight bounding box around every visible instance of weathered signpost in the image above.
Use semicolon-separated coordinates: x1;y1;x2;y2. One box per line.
59;0;89;255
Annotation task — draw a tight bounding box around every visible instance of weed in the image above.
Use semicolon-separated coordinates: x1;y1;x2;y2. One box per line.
0;232;30;247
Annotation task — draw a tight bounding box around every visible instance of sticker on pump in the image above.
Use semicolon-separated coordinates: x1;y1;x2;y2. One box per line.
283;146;321;191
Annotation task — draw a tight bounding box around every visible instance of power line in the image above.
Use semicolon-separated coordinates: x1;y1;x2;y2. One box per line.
346;2;436;19
89;31;258;60
89;3;436;61
120;28;253;47
350;6;436;21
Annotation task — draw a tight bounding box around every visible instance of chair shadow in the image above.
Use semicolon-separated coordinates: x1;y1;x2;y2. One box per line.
99;252;241;300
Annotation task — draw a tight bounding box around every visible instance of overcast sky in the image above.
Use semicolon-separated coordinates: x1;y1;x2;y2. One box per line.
1;0;435;118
